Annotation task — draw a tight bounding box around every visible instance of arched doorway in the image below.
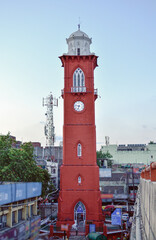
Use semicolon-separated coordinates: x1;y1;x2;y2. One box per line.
74;201;86;225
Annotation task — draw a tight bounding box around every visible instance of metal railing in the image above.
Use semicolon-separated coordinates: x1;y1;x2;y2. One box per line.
61;88;98;95
71;87;86;93
94;88;98;95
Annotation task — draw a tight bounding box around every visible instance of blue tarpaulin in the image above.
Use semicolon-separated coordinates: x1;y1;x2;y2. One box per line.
0;182;42;205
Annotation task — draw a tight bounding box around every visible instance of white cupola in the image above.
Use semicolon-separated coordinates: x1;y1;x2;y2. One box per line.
66;25;93;56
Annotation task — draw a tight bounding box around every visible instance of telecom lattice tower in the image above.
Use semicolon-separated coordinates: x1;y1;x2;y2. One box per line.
43;93;58;146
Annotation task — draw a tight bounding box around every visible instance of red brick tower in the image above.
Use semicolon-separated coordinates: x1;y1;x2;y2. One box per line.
57;27;102;227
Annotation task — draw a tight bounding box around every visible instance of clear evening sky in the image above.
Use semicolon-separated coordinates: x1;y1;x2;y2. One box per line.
0;0;156;148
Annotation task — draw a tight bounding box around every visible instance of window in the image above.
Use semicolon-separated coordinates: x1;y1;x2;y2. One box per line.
77;143;82;157
74;201;86;222
51;168;56;174
78;74;80;86
81;73;84;87
18;209;22;221
78;176;81;184
77;48;80;55
74;73;76;86
12;212;16;224
72;68;85;92
30;205;33;217
52;179;56;184
0;215;7;228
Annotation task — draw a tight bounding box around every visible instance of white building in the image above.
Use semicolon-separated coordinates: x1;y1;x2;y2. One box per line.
101;143;156;165
46;161;59;189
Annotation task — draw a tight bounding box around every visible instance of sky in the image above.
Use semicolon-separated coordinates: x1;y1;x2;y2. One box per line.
0;0;156;149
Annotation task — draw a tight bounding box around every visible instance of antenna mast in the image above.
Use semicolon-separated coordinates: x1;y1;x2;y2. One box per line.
43;92;58;146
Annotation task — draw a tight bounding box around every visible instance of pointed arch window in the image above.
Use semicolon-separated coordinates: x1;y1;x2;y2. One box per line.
74;201;86;222
78;73;80;86
77;143;82;157
72;68;86;92
81;74;84;86
74;73;76;87
78;176;81;184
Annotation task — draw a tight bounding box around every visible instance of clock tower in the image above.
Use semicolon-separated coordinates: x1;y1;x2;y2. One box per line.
57;27;102;227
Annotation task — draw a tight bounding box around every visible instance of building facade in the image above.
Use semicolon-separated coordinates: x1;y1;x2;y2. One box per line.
99;167;140;208
101;143;156;165
46;161;59;188
0;182;41;239
32;143;63;189
57;27;102;227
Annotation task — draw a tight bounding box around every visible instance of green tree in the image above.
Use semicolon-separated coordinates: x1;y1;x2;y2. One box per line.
0;133;52;197
96;150;113;168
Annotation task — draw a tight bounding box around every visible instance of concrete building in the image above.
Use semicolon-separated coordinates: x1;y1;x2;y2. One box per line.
0;182;41;239
32;143;63;189
99;167;140;208
10;135;22;149
46;161;59;188
101;143;156;165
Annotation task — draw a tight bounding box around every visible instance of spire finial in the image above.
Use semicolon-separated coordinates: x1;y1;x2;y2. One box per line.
78;17;81;30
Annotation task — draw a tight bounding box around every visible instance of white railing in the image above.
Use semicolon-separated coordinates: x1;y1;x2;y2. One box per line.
94;89;98;95
71;87;86;93
62;88;98;95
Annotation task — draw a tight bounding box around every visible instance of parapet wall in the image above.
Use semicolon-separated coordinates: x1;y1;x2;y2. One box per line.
140;162;156;240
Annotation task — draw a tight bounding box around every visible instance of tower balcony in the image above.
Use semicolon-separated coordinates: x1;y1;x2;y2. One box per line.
71;87;86;93
94;88;98;95
61;88;98;98
61;89;64;97
94;88;98;100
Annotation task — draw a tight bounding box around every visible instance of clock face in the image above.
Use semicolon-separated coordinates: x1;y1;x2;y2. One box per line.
74;101;84;112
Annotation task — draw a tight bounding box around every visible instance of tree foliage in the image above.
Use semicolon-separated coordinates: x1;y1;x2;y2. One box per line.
0;134;52;197
96;150;113;168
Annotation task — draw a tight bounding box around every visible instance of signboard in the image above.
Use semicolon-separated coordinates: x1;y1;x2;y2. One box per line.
89;224;96;233
61;224;68;231
111;208;121;225
99;168;112;178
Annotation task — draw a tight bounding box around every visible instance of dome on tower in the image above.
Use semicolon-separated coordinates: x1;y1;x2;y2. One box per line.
69;29;89;39
65;26;93;56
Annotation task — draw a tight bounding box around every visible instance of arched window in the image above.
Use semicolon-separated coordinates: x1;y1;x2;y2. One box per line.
77;143;82;157
74;201;86;223
78;176;81;184
73;73;76;86
81;74;84;86
72;68;86;92
78;74;80;86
